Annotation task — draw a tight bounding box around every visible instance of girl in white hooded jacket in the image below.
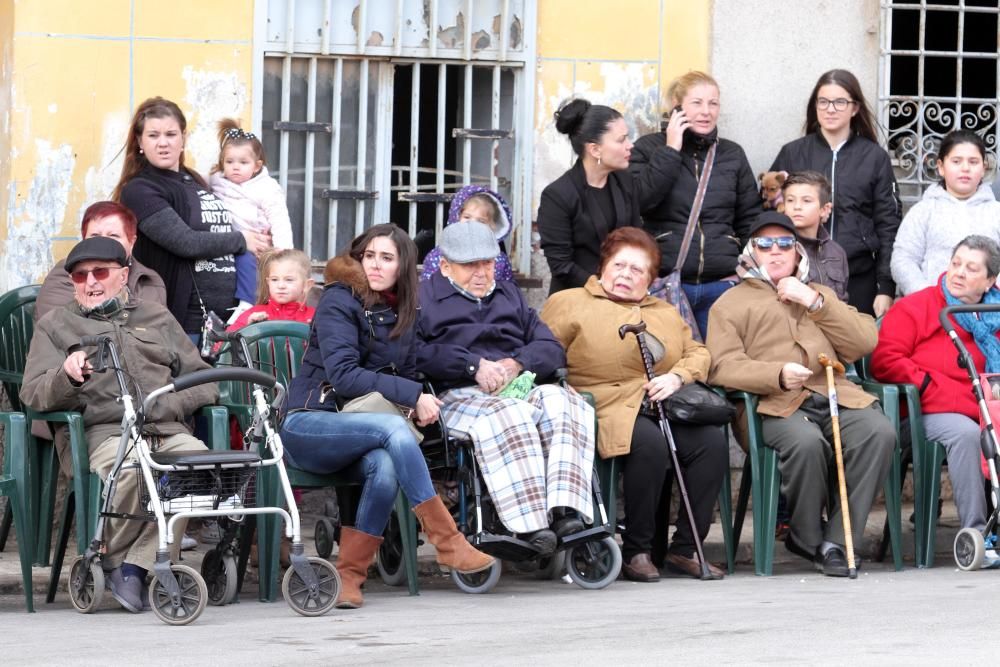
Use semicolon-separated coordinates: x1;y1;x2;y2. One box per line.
209;118;293;318
892;129;1000;296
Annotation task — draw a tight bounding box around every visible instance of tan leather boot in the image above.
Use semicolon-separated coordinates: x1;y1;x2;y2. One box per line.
334;527;383;609
413;496;495;574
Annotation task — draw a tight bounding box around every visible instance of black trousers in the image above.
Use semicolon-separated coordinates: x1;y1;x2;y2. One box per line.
621;415;728;562
847;264;877;316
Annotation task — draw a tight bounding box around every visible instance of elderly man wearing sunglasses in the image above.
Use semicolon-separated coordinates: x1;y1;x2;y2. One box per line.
22;236;214;613
704;211;895;577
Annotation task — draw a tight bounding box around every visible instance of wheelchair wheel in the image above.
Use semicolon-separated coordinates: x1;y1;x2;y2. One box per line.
377;509;408;587
149;564;208;626
201;550;238;606
283;556;341;617
955;527;985;571
314;518;336;559
566;537;622;590
450;560;502;594
69;556;104;613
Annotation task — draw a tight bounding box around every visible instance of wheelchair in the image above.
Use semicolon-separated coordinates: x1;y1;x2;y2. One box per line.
380;375;622;593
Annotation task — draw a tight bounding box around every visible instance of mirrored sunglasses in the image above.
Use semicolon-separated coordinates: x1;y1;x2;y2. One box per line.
750;236;796;251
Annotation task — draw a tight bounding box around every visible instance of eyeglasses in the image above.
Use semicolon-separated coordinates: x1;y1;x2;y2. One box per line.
69;266;120;284
816;97;854;112
750;236;796;251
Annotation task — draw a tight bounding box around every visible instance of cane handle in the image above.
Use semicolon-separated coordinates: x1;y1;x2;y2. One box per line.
818;353;845;375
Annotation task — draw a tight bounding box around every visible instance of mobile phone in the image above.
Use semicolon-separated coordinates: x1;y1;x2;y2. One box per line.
660;105;683;132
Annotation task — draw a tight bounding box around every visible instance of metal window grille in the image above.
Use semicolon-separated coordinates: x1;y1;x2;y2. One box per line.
252;0;536;272
879;0;1000;207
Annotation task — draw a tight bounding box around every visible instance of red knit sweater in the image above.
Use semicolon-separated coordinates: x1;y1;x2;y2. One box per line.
227;300;315;332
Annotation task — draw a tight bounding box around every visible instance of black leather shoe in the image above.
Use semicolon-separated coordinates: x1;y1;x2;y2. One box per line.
552;515;584;539
816;547;849;577
523;528;557;556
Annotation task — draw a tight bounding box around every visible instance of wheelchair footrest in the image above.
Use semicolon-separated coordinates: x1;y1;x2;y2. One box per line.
472;533;541;561
558;524;614;549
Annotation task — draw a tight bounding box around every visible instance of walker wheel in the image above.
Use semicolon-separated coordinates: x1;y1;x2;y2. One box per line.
283;556;341;616
201;551;238;606
566;537;622;589
149;564;208;625
377;509;408;586
450;560;502;594
955;527;986;571
314;518;335;559
533;551;567;580
69;556;104;613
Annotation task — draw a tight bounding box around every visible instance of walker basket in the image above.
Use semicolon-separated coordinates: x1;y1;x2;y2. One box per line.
138;451;260;516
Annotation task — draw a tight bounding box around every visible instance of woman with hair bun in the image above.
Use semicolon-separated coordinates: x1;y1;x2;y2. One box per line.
538;98;674;294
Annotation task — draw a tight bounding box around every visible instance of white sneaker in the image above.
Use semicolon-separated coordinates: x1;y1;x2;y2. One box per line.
181;535;198;551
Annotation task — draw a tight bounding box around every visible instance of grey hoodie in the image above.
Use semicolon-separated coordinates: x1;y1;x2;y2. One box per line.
891;183;1000;295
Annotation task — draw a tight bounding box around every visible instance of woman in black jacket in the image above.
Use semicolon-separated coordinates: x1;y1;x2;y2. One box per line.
770;69;901;317
538;98;673;294
113;97;271;340
280;224;493;609
629;71;761;336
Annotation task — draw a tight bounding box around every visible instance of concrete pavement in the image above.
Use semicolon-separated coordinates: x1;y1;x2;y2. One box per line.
0;499;991;664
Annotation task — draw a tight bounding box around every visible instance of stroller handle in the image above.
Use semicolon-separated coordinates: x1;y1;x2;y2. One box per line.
171;367;277;393
939;304;1000;334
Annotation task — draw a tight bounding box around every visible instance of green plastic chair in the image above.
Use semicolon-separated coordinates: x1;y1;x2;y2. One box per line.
729;371;905;575
0;412;36;611
0;285;91;571
214;321;419;601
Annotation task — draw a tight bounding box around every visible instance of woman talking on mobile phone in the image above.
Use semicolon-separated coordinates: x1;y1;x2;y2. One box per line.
629;71;761;336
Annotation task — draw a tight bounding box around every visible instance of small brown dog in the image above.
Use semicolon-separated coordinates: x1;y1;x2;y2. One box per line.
759;171;788;212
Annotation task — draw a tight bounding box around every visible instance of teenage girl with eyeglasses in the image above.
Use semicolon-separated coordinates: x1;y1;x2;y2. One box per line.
209;118;294;321
770;69;902;318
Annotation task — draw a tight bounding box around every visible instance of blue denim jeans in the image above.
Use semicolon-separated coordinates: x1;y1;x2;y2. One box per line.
280;410;435;536
681;279;737;338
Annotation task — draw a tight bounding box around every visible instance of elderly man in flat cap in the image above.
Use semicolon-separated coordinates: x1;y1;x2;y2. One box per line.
22;236;215;613
415;221;596;554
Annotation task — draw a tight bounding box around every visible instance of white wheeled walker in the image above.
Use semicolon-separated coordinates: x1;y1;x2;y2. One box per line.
67;335;340;624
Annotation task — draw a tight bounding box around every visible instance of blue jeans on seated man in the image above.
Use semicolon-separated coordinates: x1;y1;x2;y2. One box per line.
280;411;436;536
682;279;737;338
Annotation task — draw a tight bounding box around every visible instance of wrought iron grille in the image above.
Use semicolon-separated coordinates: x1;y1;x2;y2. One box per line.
878;0;1000;207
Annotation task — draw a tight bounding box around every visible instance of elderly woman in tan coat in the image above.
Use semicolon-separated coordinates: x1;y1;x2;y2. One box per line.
541;227;728;582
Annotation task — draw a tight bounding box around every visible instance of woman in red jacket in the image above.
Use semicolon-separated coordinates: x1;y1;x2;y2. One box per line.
872;235;1000;548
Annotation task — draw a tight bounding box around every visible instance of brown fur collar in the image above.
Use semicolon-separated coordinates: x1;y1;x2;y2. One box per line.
323;254;380;306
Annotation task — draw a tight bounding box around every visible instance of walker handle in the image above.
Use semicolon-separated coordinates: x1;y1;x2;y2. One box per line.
171;367;277;393
940;304;1000;334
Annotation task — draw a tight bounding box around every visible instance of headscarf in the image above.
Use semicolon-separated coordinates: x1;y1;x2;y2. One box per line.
941;274;1000;373
735;240;810;288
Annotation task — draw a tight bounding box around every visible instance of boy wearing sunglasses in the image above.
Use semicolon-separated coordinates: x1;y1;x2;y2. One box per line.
704;211;894;577
22;236;215;613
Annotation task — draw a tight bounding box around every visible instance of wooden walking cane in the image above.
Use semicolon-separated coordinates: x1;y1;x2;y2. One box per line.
818;353;858;579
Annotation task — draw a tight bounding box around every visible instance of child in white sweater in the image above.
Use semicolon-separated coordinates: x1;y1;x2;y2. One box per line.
892;129;1000;295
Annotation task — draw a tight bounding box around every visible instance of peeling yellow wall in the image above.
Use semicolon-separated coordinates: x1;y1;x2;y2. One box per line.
532;0;711;207
1;0;255;291
0;0;14;271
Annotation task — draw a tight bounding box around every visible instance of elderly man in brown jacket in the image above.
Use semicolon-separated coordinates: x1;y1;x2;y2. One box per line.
707;211;894;577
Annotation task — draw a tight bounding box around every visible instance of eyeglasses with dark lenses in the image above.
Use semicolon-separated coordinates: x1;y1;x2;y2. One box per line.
751;236;796;251
70;267;116;284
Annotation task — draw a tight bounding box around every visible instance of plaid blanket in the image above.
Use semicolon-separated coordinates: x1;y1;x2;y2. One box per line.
439;384;595;534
